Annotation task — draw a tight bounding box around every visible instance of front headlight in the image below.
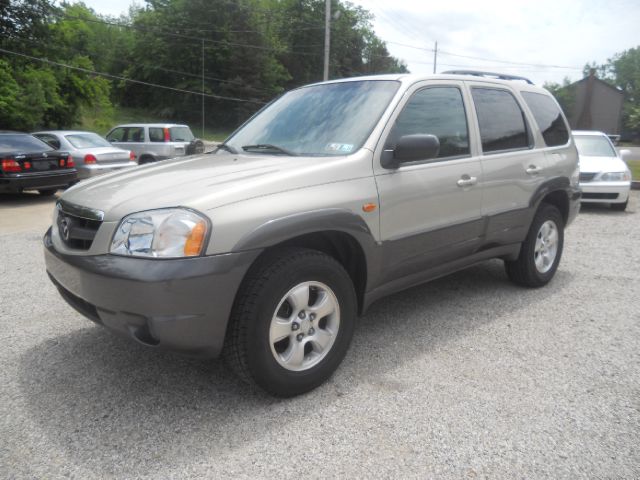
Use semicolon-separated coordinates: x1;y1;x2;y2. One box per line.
110;208;209;258
600;171;631;182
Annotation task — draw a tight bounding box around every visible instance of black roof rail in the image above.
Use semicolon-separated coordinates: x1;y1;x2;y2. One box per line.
441;70;534;85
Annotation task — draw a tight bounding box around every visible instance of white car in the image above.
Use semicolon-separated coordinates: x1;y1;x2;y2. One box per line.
574;130;632;211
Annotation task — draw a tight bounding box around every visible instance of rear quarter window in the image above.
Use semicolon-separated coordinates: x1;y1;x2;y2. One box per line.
521;92;569;147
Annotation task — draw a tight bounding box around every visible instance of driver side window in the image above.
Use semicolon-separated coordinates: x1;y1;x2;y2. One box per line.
386;86;470;159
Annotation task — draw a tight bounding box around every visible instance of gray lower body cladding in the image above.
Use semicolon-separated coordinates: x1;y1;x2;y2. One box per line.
44;228;261;358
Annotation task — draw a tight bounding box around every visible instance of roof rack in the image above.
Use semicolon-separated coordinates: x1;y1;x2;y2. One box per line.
441;70;534;85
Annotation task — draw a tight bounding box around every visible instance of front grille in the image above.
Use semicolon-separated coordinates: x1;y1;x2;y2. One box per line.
582;192;619;200
579;172;597;182
57;208;101;250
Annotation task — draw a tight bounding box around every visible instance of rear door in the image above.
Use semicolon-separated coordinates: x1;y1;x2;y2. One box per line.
467;83;547;244
373;80;483;283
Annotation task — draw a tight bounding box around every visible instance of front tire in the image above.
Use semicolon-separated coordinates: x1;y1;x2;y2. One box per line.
223;247;357;397
505;203;564;287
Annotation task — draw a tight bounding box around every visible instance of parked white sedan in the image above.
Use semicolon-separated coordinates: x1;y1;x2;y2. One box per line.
574;130;632;211
33;131;138;180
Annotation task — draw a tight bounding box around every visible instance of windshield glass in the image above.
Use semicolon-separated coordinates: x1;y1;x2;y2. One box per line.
574;135;617;157
65;133;111;149
226;80;400;156
170;127;194;142
0;134;53;152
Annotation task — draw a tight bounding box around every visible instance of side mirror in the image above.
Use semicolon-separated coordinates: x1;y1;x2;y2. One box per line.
381;134;440;169
619;149;633;162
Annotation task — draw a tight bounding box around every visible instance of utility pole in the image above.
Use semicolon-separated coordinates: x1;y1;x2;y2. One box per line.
202;38;205;138
433;41;438;74
323;0;331;81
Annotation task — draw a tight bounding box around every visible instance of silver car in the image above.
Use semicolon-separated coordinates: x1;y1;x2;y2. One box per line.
33;131;137;180
105;124;204;164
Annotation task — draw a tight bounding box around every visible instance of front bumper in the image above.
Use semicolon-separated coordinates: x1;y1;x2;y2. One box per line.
579;181;631;203
44;228;261;357
0;170;78;193
77;162;138;179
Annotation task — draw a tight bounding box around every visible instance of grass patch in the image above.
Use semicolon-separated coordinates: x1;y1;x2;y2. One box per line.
78;107;232;142
628;160;640;181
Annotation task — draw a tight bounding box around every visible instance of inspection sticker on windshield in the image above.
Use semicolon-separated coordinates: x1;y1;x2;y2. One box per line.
326;143;354;153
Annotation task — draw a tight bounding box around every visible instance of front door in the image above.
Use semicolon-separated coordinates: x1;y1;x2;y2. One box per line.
373;81;483;284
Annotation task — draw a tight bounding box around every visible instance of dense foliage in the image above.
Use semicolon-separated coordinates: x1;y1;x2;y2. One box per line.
0;0;407;132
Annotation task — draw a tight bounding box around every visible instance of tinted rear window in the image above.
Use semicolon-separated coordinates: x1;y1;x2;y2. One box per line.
0;134;53;152
472;88;530;153
521;92;569;147
170;127;194;142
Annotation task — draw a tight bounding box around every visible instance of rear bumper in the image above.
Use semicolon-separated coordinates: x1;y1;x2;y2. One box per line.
0;170;78;193
579;181;631;203
77;162;138;179
44;228;261;358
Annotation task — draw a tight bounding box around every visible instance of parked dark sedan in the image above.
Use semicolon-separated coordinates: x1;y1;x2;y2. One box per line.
0;131;78;196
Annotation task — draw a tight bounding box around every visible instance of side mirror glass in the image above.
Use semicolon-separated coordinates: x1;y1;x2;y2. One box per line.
381;134;440;169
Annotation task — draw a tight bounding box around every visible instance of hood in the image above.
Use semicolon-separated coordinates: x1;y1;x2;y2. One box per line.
579;154;628;174
60;151;366;222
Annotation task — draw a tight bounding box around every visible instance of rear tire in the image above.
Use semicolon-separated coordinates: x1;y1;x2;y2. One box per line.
223;247;357;397
611;199;628;211
38;189;57;196
505;203;564;287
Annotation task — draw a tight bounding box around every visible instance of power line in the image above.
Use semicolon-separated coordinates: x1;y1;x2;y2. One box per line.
0;47;266;104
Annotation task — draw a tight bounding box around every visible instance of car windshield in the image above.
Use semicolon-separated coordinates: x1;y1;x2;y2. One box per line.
574;135;617;157
170;127;195;142
0;134;53;152
65;133;111;149
225;80;400;156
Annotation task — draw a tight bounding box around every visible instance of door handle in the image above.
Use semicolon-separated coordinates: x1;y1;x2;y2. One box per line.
457;175;477;187
526;165;542;175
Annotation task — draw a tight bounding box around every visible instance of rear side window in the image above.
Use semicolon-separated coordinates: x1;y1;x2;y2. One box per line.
34;134;61;150
472;88;530;153
386;86;470;159
170;127;194;142
149;128;165;142
521;92;569;147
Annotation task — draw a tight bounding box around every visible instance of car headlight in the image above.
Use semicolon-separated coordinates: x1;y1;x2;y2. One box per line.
110;208;209;258
600;171;631;182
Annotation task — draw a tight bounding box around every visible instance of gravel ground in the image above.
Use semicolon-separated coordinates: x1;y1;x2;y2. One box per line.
1;192;639;479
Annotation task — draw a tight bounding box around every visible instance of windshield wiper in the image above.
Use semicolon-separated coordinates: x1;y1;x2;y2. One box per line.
213;143;238;154
241;144;297;156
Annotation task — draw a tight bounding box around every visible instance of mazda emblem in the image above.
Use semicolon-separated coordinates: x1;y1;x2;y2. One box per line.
60;218;70;241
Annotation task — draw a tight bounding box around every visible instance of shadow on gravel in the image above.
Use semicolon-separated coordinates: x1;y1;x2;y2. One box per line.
17;259;574;476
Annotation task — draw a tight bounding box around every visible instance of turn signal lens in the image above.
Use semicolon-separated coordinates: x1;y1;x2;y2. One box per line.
83;154;96;165
67;156;75;167
1;159;21;172
184;221;207;256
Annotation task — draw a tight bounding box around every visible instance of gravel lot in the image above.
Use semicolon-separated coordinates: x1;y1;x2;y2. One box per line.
1;191;639;479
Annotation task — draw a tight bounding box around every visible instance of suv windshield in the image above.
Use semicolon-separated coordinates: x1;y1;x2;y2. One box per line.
574;135;616;157
65;133;111;149
226;80;400;156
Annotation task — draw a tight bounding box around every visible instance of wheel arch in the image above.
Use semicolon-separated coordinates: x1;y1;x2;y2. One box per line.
530;177;571;225
233;209;379;314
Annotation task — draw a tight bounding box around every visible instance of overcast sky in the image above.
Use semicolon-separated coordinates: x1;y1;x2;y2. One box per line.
79;0;640;85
